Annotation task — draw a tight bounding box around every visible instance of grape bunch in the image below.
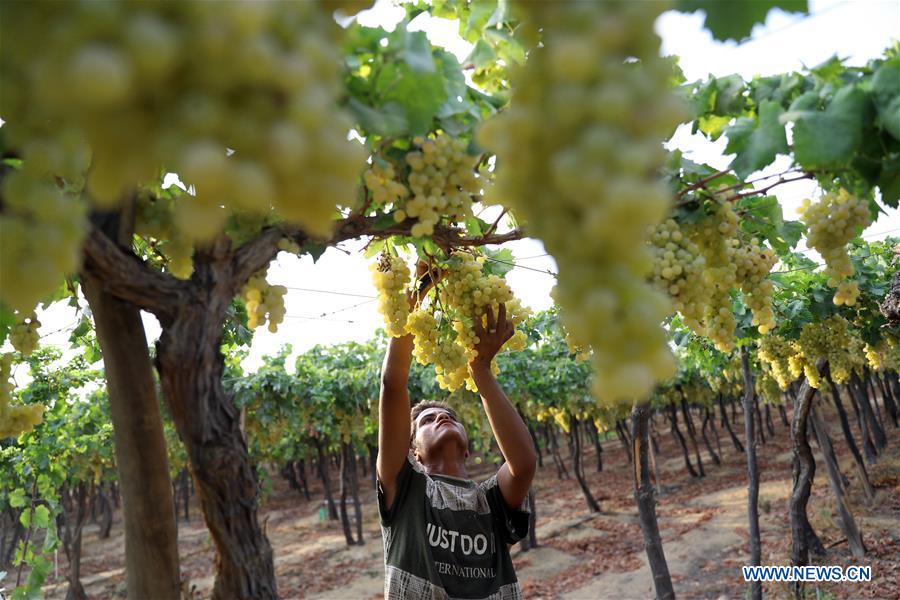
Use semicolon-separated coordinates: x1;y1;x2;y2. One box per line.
241;269;287;333
406;309;469;391
0;171;88;312
864;342;884;370
0;0;367;311
649;218;709;329
798;189;872;306
0;353;44;439
477;0;685;401
440;252;530;363
371;251;530;391
364;162;409;208
686;198;740;352
734;238;777;334
9;314;40;356
135;190;195;279
757;335;797;390
403;136;481;237
793;315;863;386
370;253;412;338
755;368;782;406
363;134;483;238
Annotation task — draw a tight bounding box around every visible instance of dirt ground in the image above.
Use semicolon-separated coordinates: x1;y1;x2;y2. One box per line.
33;404;900;599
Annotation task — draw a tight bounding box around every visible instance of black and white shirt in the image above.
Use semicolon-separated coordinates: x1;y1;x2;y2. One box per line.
378;453;530;599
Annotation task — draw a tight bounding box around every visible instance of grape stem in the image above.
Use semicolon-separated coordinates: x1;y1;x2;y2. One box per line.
675;169;815;208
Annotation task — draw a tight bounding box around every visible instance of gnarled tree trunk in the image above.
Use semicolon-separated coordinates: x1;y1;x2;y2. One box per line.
82;211;181;600
718;393;744;453
155;242;276;599
631;403;674;600
569;416;600;513
668;401;699;477
740;348;761;600
789;371;827;600
809;406;866;559
825;367;874;501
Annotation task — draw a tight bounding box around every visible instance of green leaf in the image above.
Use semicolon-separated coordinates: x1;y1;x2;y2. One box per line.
32;505;50;529
878;154;900;207
871;58;900;141
364;239;386;259
403;31;436;74
68;316;92;345
725;100;788;178
482;247;515;277
301;241;328;263
466;39;496;70
375;62;447;135
789;85;866;169
677;0;808;42
347;98;408;138
9;488;26;508
464;217;483;237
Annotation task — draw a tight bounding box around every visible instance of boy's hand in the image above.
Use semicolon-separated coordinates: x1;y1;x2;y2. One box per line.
470;303;514;369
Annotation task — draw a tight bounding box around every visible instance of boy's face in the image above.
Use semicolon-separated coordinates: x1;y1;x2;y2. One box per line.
413;407;469;460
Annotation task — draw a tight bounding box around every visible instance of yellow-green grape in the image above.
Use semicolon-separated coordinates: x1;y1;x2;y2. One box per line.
371;253;411;338
403;135;481;237
551;407;570;434
794;315;863;387
0;353;44;439
561;325;591;362
241;269;286;332
363;162;409;209
478;1;684;401
406;310;469;391
9;314;40;356
0;171;87;313
686;196;740;352
0;0;366;245
755;368;782;406
757;335;797;390
798;189;872;306
649;218;709;331
734;238;777;333
440;252;530;362
277;238;302;254
833;280;860;307
864;342;884;370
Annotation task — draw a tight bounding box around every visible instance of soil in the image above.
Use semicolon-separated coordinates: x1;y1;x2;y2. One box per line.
26;403;900;599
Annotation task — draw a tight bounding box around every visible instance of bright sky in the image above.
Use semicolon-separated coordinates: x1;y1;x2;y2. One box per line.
11;0;900;380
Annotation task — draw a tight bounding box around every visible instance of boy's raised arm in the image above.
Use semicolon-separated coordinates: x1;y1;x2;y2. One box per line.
377;262;435;510
377;331;414;510
470;304;537;510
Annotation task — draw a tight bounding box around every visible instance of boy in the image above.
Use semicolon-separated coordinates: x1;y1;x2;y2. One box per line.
377;272;537;599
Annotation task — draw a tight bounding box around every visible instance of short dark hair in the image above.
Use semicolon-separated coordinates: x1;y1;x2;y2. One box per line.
410;400;461;446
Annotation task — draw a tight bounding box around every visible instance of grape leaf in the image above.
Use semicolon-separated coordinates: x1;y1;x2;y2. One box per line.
347;98;408;138
375;62;447;136
871;59;900;141
725;100;788;178
466;39;496;70
403;31;436;74
787;85;866;169
677;0;808;42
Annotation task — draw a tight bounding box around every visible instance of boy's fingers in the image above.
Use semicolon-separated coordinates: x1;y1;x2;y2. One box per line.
473;312;484;335
498;303;507;330
485;305;496;332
